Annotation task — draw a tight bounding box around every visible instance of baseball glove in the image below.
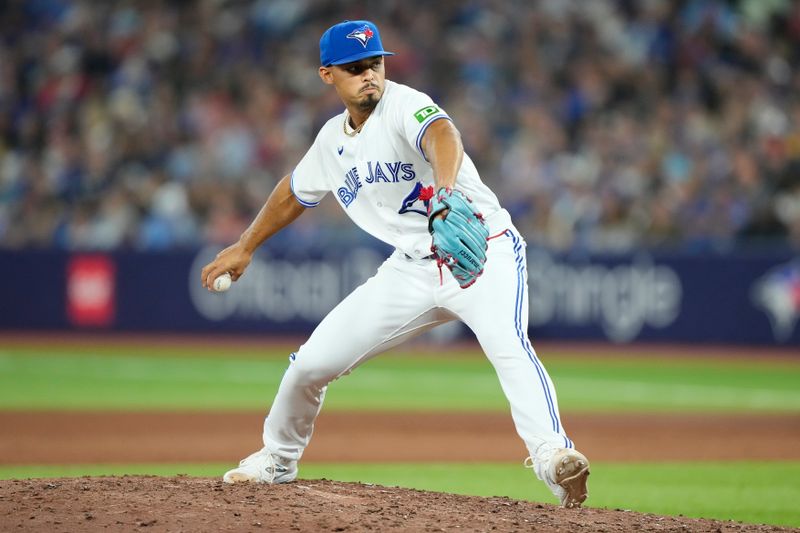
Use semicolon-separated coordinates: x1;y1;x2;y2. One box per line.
426;187;490;288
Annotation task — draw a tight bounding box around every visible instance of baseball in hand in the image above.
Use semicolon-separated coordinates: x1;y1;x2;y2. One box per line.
213;272;232;292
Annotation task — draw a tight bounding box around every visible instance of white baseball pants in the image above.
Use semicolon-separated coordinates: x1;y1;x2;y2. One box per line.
262;225;573;461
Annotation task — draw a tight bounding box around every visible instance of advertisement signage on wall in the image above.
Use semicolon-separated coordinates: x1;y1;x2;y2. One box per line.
187;246;386;324
66;255;116;327
526;250;682;342
0;247;797;346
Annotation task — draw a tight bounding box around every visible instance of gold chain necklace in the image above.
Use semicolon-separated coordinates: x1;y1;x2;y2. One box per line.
343;113;365;137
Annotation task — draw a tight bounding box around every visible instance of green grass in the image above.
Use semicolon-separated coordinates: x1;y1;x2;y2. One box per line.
1;462;797;527
1;345;799;412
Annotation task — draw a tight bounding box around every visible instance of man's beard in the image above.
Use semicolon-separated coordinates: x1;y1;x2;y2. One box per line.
358;92;380;112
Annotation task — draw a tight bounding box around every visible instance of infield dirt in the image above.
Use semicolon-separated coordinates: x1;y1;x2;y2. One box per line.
2;476;797;533
3;411;799;532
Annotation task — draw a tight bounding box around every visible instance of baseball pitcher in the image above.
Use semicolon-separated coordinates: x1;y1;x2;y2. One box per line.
201;20;590;508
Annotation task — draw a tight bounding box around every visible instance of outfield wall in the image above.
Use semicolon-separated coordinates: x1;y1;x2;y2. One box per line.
1;247;798;345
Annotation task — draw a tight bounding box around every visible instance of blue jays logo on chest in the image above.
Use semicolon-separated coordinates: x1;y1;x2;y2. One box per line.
337;161;417;208
364;161;415;183
337;168;362;207
398;182;433;216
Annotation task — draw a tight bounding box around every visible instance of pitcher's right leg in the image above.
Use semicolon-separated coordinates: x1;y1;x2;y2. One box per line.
223;254;449;483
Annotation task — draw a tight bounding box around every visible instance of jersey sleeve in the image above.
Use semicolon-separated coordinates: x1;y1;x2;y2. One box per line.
290;133;330;207
393;86;452;162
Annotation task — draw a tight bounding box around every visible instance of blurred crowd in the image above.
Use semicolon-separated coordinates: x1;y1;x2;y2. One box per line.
2;0;800;254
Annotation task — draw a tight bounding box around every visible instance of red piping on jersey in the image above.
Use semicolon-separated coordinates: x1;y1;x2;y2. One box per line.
487;229;509;241
431;229;505;289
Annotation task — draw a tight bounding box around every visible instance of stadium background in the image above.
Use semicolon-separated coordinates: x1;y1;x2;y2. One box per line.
1;0;799;529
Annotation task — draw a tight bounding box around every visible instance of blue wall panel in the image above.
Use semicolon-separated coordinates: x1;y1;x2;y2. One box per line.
1;246;798;345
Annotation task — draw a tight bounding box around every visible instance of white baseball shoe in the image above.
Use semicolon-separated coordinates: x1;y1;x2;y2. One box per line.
525;447;590;508
222;448;298;484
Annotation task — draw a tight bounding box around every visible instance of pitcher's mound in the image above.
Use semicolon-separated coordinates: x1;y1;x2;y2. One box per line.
0;476;791;532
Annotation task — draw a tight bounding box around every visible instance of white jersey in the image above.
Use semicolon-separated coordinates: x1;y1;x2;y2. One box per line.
291;80;511;259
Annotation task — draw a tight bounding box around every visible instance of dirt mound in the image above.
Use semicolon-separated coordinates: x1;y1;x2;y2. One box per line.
1;477;793;532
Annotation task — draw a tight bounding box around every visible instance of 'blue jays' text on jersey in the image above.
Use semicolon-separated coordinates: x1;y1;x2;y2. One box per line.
291;80;509;259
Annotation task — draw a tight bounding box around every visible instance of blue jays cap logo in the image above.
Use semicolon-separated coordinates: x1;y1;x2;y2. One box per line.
319;20;395;66
346;25;374;48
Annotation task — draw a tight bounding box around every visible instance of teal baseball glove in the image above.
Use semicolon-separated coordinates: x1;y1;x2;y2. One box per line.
427;187;490;288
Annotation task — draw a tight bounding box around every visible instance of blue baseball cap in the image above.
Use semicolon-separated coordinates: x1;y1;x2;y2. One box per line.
320;20;395;66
